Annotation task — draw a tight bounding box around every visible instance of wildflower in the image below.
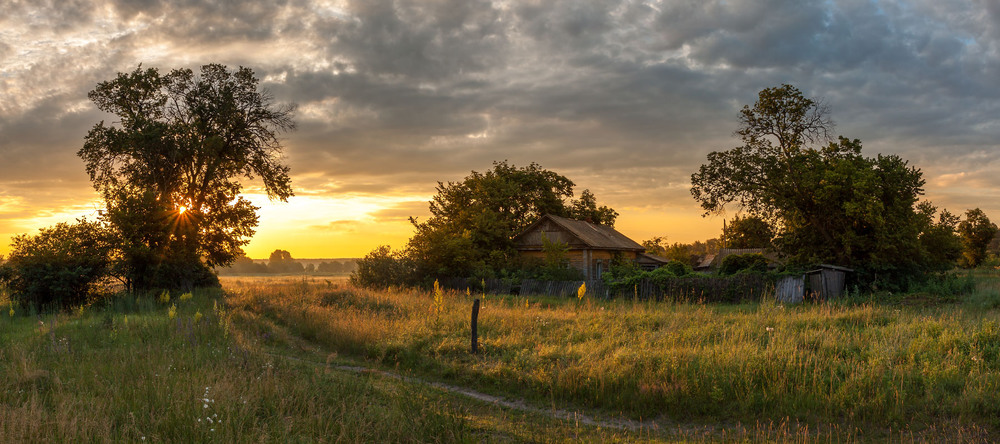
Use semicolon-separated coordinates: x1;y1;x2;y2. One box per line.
577;282;586;300
466;287;470;297
766;326;774;332
194;311;203;323
123;315;128;325
179;292;193;301
168;304;177;320
8;306;13;318
433;279;444;317
159;290;170;303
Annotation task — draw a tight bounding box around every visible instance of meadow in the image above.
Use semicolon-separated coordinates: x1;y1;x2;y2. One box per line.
2;274;999;442
224;274;1000;442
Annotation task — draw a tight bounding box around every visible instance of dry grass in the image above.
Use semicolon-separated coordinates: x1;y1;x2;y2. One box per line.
225;275;1000;442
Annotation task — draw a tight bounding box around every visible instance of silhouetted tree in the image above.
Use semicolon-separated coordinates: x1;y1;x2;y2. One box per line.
723;216;773;248
78;64;295;290
691;84;936;289
958;208;998;268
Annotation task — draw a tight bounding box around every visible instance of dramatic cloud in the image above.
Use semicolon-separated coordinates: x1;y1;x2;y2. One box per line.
3;0;999;256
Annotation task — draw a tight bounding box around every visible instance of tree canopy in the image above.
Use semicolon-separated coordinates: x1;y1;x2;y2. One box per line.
405;161;618;280
957;208;998;268
723;215;773;249
79;64;295;290
691;84;954;288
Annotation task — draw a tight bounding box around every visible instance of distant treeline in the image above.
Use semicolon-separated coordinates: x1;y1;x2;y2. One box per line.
217;249;357;275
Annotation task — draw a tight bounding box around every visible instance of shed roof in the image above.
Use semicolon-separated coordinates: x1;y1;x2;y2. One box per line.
637;252;671;265
513;214;645;251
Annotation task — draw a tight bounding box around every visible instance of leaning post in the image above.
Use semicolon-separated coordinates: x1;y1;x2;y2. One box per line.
471;298;481;354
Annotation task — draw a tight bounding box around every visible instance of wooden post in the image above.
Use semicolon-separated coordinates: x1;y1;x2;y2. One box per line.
471;298;480;354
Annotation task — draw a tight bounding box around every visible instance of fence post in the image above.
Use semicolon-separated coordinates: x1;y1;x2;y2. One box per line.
471;298;480;354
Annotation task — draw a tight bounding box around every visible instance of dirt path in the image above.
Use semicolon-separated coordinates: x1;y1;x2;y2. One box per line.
269;352;656;433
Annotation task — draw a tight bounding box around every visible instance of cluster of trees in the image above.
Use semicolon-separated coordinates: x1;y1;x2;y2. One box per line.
219;250;356;275
1;65;295;308
351;161;617;288
689;84;998;289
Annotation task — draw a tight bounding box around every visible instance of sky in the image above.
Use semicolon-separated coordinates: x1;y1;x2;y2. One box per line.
2;0;1000;259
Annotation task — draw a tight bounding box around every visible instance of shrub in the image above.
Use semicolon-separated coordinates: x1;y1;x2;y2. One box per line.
664;260;692;276
350;245;415;288
719;253;769;275
4;219;112;309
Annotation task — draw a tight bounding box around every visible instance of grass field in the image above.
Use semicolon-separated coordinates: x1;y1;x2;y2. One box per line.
2;275;999;442
223;274;1000;442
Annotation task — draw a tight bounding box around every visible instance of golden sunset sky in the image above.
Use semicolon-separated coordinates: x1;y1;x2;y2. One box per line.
3;1;1000;258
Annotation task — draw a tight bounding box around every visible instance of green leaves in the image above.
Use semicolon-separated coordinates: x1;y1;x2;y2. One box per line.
78;64;296;290
691;84;949;289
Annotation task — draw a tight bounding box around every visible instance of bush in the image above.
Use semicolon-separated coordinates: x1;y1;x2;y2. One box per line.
719;253;769;275
350;246;415;288
4;219;112;309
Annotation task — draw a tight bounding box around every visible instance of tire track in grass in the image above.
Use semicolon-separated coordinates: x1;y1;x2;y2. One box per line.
268;352;653;433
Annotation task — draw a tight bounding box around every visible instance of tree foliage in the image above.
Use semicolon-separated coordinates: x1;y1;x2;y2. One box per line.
78;64;295;290
350;245;415;289
404;161;617;280
718;253;769;276
957;208;998;268
3;219;112;309
691;84;951;288
723;216;773;249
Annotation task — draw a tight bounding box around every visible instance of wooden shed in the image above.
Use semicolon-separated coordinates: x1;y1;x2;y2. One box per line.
806;264;854;300
774;264;854;303
513;214;667;279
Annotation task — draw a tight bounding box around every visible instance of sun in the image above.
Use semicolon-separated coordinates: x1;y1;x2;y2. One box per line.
178;205;188;214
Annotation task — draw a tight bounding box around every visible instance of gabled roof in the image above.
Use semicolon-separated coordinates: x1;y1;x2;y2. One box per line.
513;214;645;251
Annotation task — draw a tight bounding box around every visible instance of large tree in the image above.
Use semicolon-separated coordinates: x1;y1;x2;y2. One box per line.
691;85;947;288
723;215;774;249
406;161;617;279
79;64;295;290
957;208;998;268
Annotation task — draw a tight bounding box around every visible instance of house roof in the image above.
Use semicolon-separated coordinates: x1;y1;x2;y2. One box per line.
513;214;645;251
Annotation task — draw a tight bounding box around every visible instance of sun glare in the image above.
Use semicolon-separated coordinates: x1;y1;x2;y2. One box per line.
178;205;187;214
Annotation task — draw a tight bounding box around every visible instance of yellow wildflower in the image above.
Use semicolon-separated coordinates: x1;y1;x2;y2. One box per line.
433;279;444;317
577;282;586;300
194;311;203;323
179;292;193;301
168;304;177;320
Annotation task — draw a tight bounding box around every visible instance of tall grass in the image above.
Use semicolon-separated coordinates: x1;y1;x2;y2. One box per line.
226;275;1000;441
0;288;476;442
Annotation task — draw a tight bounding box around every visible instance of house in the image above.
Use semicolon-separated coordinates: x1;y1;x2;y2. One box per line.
512;214;669;279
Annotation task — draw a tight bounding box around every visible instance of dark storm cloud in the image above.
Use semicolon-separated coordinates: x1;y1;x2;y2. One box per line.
4;0;1000;232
